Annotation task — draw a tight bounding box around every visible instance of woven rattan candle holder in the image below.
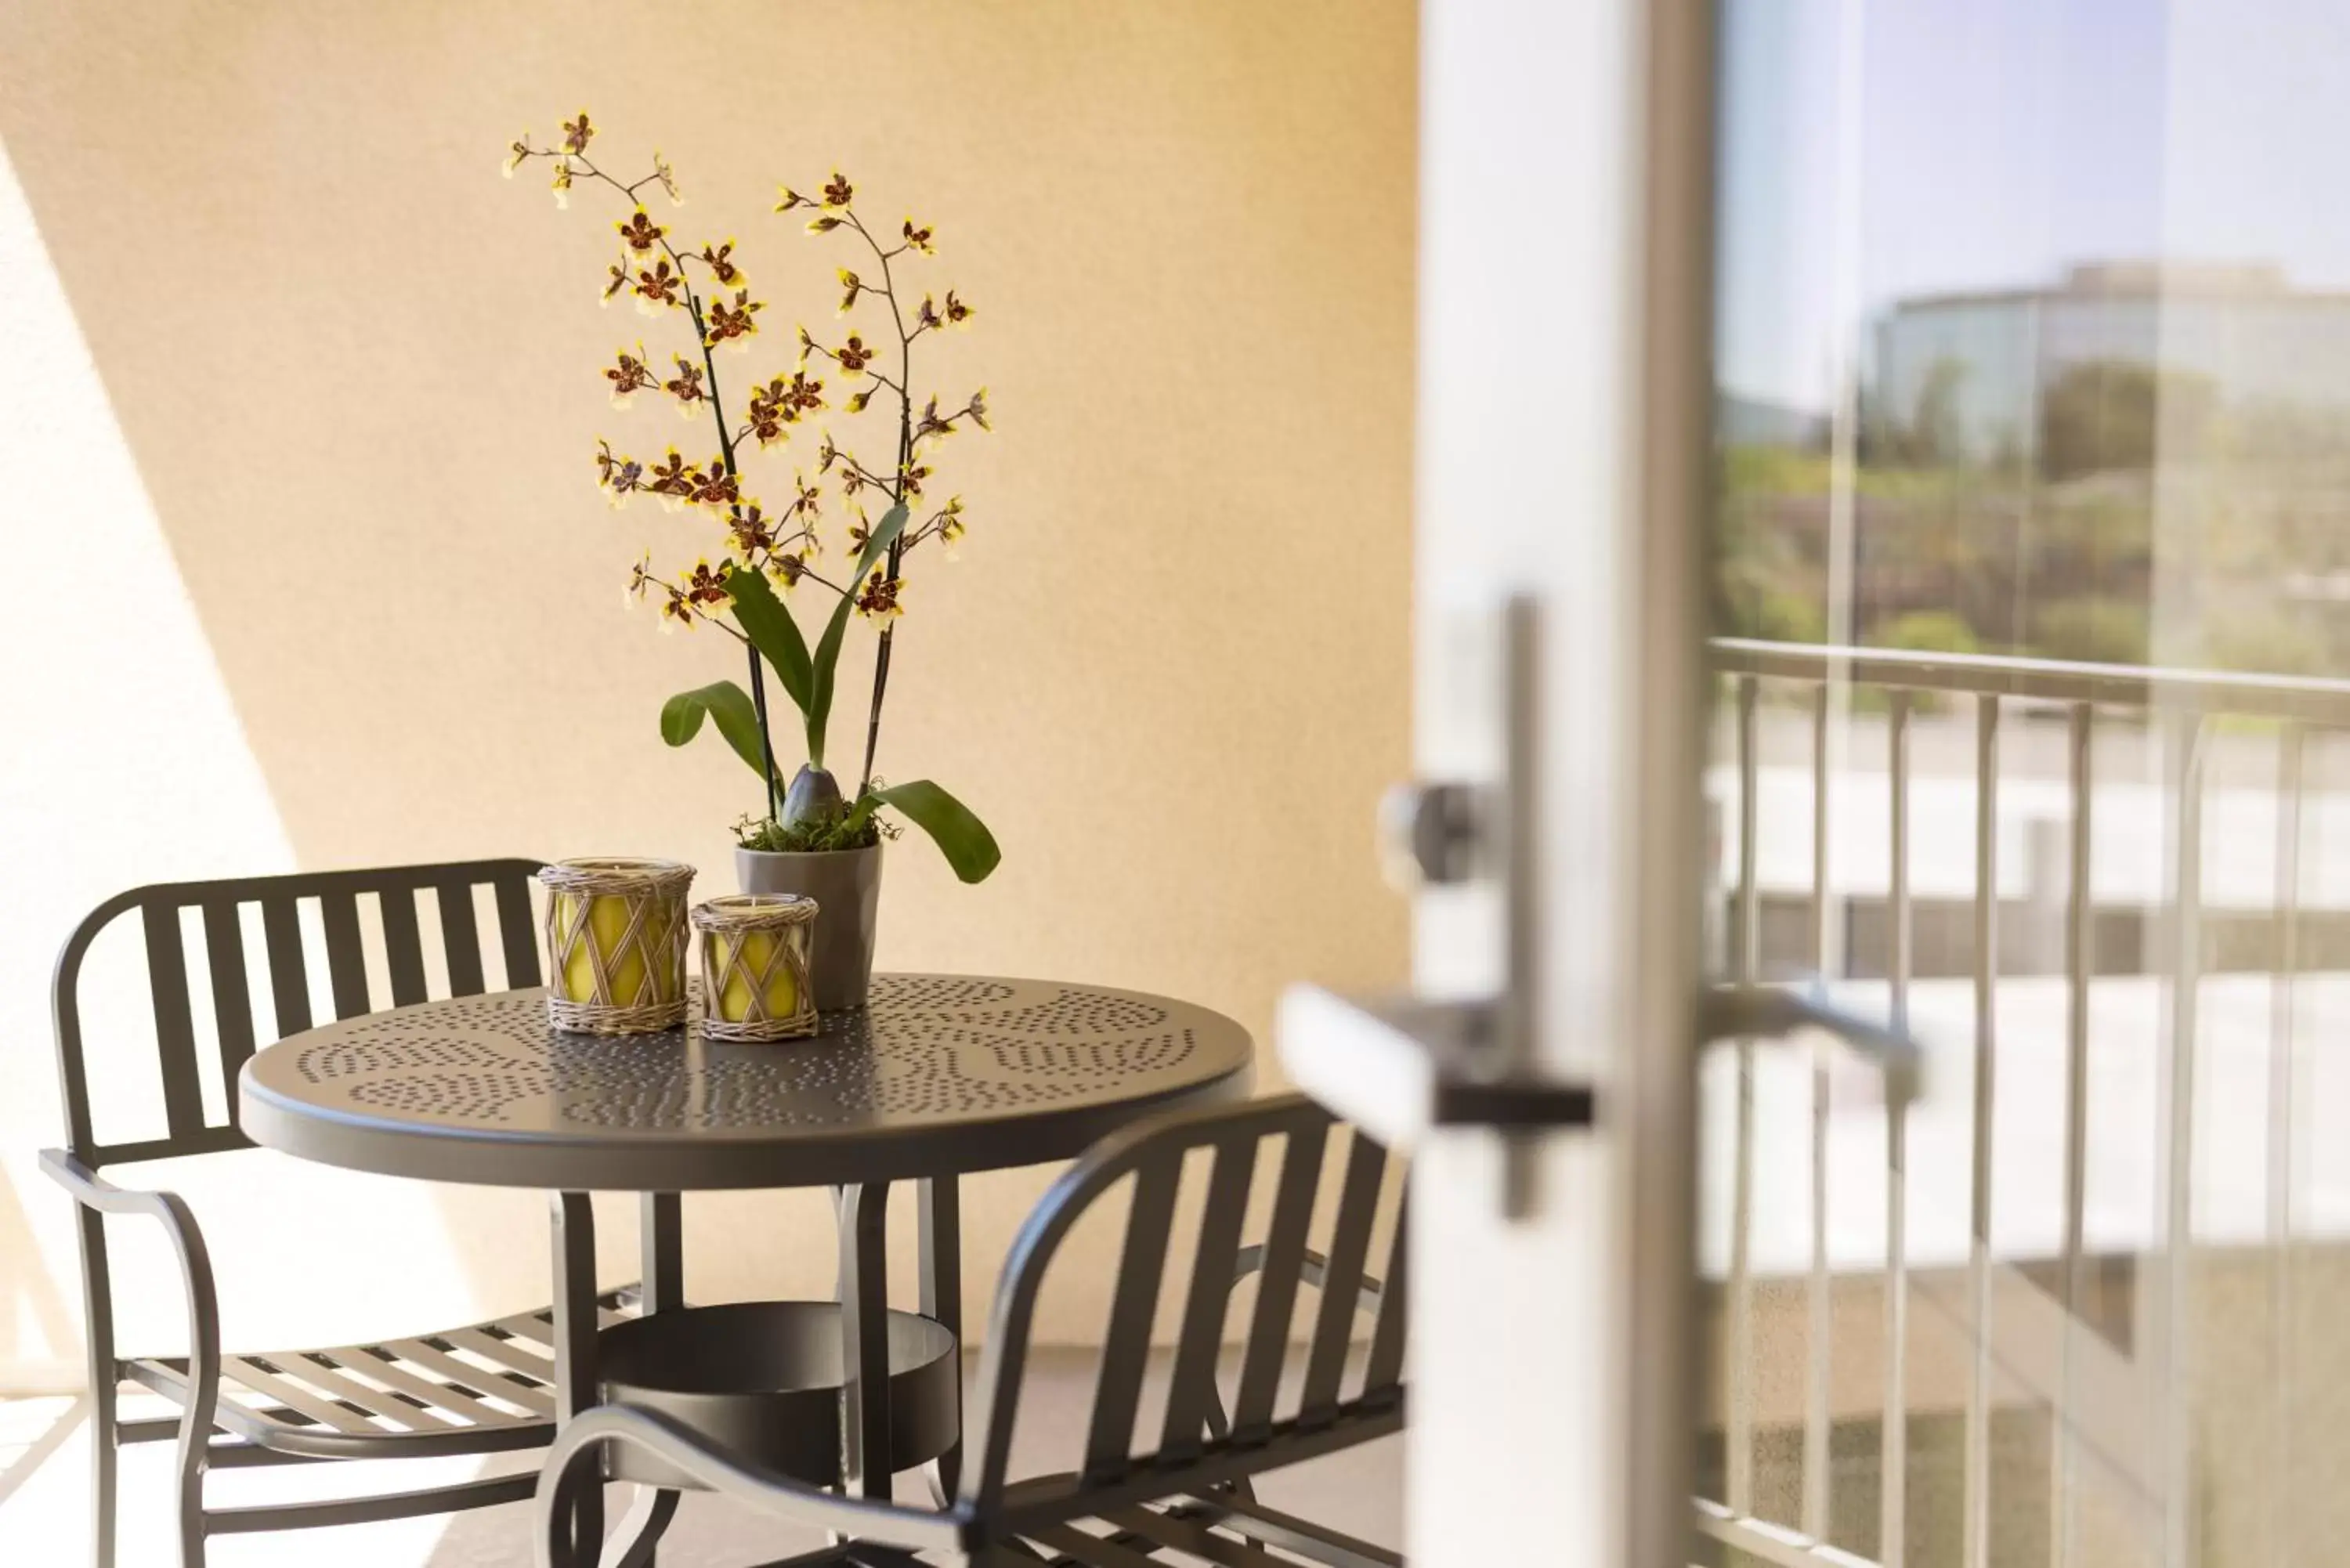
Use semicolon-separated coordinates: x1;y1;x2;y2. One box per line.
538;858;695;1035
692;894;819;1042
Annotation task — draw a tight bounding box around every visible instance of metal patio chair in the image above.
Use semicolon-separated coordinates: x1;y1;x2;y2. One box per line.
540;1090;1406;1568
39;858;639;1567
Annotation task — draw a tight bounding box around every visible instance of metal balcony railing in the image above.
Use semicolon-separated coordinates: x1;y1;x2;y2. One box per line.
1692;638;2350;1568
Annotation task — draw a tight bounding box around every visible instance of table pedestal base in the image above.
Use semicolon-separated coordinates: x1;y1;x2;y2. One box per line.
595;1300;960;1490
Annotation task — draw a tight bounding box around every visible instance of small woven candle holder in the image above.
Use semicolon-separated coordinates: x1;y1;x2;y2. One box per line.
692;894;819;1042
538;858;695;1035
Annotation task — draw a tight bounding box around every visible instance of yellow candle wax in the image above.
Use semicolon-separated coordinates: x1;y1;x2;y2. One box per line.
714;928;801;1021
557;890;676;1005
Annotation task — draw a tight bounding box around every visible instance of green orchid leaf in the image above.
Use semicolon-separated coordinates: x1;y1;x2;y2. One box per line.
660;681;772;781
840;789;881;837
870;779;1000;883
724;566;814;717
806;504;911;767
804;594;852;768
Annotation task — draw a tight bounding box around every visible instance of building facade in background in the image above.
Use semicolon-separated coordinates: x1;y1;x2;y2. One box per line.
1874;261;2350;471
1720;260;2350;674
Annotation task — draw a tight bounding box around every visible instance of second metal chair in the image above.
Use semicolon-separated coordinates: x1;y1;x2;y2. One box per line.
540;1089;1406;1566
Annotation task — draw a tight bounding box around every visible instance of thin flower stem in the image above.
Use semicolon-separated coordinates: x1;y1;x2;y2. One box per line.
708;610;753;644
844;210;915;349
841;452;897;491
833;205;924;797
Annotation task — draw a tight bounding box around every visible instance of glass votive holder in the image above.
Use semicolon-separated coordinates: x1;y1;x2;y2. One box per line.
538;857;695;1035
692;893;819;1042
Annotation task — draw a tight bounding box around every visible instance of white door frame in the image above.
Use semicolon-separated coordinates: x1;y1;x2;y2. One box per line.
1281;0;1717;1561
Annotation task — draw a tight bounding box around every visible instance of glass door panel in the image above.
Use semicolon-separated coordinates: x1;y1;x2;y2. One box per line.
1702;5;2350;1566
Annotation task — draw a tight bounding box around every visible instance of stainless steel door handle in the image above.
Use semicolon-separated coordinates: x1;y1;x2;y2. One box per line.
1282;599;1923;1219
1284;599;1576;1217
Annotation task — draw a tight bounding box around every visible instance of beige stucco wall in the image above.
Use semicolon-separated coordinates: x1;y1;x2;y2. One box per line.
0;0;1412;1376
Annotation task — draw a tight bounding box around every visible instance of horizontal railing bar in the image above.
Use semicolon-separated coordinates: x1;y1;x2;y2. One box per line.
1730;893;2347;981
1710;638;2350;723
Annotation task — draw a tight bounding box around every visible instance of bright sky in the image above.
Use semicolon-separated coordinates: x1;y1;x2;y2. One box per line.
1716;0;2350;412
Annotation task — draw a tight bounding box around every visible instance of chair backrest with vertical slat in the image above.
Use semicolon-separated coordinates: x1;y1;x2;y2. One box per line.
52;858;545;1169
960;1092;1408;1519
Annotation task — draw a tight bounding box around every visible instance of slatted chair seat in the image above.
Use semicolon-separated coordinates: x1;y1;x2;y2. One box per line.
124;1293;638;1460
994;1487;1397;1568
540;1093;1406;1568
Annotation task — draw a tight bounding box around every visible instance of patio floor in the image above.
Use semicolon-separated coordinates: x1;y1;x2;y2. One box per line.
0;1352;1404;1564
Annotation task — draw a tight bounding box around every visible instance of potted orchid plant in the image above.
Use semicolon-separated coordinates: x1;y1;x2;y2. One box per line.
507;114;998;1009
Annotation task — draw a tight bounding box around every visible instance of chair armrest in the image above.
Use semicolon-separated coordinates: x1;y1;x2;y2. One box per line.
39;1148;222;1428
39;1147;219;1300
1228;1244;1388;1320
45;1147;184;1216
537;1405;973;1568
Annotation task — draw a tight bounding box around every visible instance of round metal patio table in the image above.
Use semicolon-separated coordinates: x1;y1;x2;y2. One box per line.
236;973;1254;1557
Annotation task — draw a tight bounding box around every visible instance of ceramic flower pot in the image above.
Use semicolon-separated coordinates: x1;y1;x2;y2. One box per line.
734;842;882;1011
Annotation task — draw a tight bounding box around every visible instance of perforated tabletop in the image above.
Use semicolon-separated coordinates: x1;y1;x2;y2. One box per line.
239;975;1255;1190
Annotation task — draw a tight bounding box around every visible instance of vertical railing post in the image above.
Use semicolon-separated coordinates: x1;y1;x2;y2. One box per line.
2160;716;2207;1568
1806;680;1835;1543
1963;692;2000;1568
2054;699;2094;1568
1882;690;1912;1568
2266;724;2305;1568
1728;674;1761;1517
